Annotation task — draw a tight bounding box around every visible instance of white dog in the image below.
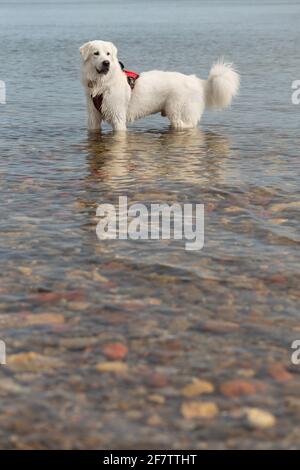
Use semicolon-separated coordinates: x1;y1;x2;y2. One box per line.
80;40;239;131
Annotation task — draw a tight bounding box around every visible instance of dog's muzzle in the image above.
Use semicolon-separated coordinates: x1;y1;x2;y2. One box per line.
96;60;110;74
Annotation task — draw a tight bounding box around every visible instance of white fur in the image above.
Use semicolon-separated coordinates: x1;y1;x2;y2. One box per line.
80;40;239;131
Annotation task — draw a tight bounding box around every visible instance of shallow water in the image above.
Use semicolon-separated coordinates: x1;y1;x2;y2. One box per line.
0;0;300;449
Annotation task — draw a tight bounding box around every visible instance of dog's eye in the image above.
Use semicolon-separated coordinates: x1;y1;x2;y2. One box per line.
107;52;110;56
94;51;99;56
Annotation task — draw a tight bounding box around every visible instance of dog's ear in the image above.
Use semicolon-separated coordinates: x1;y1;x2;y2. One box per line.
110;43;118;58
79;42;92;61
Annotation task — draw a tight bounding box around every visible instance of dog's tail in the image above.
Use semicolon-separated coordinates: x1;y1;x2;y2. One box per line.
204;60;239;110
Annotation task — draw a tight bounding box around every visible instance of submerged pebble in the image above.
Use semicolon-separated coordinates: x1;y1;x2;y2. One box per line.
220;380;258;397
181;379;214;397
245;408;276;429
8;352;64;372
181;401;219;420
95;361;128;373
102;342;129;360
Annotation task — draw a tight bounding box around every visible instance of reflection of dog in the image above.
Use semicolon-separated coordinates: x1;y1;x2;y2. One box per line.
85;129;231;188
79;40;239;131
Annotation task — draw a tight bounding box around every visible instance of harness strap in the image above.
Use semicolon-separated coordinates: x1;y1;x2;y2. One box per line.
92;69;139;113
92;94;104;113
124;70;139;89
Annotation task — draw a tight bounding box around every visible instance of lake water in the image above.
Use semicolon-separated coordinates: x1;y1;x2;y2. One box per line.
0;0;300;450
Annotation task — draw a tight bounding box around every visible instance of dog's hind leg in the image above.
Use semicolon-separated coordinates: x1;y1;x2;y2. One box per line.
166;95;204;129
169;119;196;129
170;109;203;129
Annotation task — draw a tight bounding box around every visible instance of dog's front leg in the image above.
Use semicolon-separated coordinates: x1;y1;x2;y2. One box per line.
111;112;127;132
112;120;127;132
87;95;102;130
110;87;130;131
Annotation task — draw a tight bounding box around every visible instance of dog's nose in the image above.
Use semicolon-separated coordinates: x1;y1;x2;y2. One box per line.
102;60;110;67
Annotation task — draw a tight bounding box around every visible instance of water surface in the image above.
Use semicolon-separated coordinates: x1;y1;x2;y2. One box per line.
0;0;300;450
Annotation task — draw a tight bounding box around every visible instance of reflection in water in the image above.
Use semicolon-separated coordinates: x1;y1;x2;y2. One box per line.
85;129;232;189
79;126;299;291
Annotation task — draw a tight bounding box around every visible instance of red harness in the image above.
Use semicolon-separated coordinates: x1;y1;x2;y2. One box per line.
124;69;139;89
92;69;139;113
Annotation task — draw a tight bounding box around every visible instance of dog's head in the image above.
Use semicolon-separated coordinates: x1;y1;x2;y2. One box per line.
79;40;119;81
